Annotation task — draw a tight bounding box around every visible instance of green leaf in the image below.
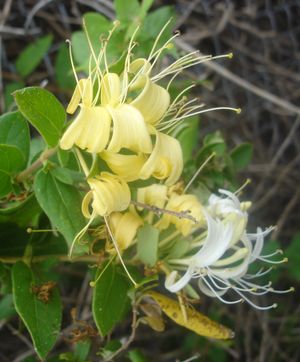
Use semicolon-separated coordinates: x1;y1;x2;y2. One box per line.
285;232;300;281
115;0;140;23
32;233;68;257
140;6;175;41
0;144;25;173
71;31;90;67
0;294;16;320
139;0;154;18
55;43;76;90
0;263;13;293
12;261;62;359
230;143;253;170
72;13;112;68
0;144;25;197
177;117;199;163
15;35;53;78
29;137;45;165
0;171;12;198
92;262;131;336
34;169;87;252
0;111;30;163
137;224;159;266
51;167;85;185
167;239;189;259
4;81;24;110
0;193;41;227
128;349;149;362
14;87;66;147
74;340;91;362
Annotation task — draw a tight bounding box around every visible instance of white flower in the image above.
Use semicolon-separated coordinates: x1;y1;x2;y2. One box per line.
165;190;292;310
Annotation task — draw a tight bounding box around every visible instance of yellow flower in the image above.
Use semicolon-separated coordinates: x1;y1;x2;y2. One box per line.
108;210;143;251
137;184;168;209
82;172;130;217
60;105;111;153
101;73;153;154
158;193;204;236
140;130;183;186
101;130;183;185
129;72;170;125
100;151;146;182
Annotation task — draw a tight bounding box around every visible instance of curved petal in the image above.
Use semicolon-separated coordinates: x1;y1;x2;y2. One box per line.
165;268;193;293
101;73;121;107
87;172;131;216
193;211;233;268
130;75;170;126
67;78;93;114
60;106;111;153
109;211;143;251
128;58;151;90
140;131;183;185
106;104;152;154
101;151;146;182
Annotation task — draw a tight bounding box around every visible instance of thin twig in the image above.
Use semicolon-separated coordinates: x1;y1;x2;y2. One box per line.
104;301;138;361
131;200;198;224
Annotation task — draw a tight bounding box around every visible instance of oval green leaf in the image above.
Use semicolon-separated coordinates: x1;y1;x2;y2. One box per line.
14;87;66;147
230;143;253;170
0;111;30;165
12;261;62;359
34;168;86;252
15;35;53;78
92;262;131;336
0;144;25;197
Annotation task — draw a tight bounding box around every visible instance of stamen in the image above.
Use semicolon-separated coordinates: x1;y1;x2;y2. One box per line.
201;277;243;304
257;256;288;264
148;19;174;60
66;39;81;96
260;249;283;258
104;216;138;287
244;267;274;279
69;211;97;259
184;152;216;193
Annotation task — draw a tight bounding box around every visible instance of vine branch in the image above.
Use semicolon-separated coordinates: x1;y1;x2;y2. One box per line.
15;147;56;183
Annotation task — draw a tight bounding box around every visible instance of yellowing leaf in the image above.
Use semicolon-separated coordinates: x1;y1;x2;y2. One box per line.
146;291;234;340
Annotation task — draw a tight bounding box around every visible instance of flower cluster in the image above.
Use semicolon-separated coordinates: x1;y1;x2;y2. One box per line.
60;22;291;309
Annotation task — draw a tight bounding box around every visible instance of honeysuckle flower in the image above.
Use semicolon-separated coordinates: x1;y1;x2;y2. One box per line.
101;130;183;185
60;105;111;153
107;210;143;251
60;72;152;155
100;151;147;182
139;130;183;186
82;172;130;217
61;21;239;159
60;78;112;153
101;73;153;154
130;72;170;126
157;193;204;236
137;184;168;210
164;191;292;310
